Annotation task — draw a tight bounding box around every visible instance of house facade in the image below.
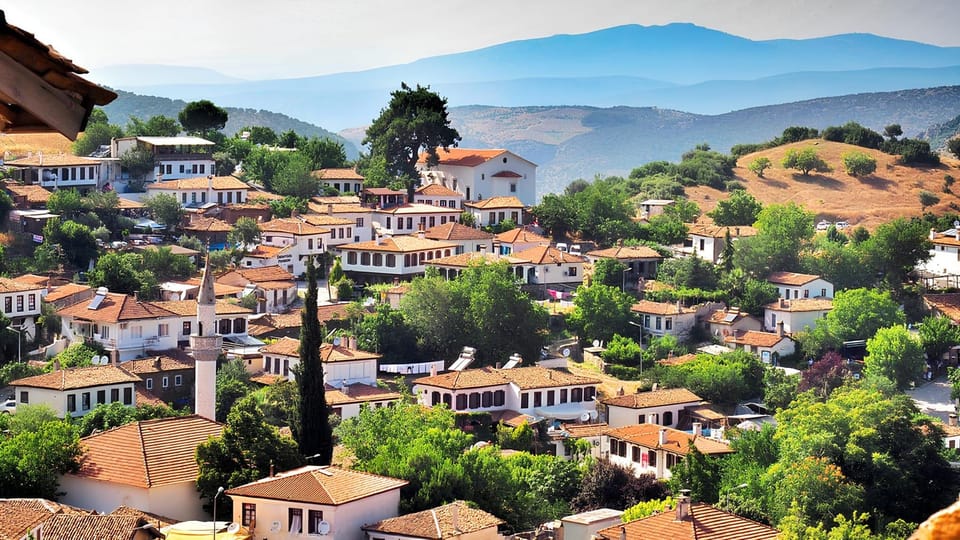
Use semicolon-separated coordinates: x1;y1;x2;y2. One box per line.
11;365;140;418
145;175;249;207
112;136;215;183
766;271;834;300
6;154;103;193
150;300;253;347
684;224;757;264
373;204;461;236
724;330;796;364
417;148;537;206
510;245;585;286
706;307;763;340
463;196;525;228
920;228;960;276
494;228;551;255
602;388;703;429
217;266;299;314
313;168;364;194
763;297;833;334
251;218;331;276
59;415;223;521
119;353;195;409
413;183;464;209
0;277;45;342
338;235;457;281
225;466;408;540
605;424;733;479
585;245;663;287
630;301;699;341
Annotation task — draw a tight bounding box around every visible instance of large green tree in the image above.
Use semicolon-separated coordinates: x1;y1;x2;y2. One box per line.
363;83;461;193
178;99;228;135
734;202;814;276
708;190;763;226
125;115;181;137
294;256;333;463
864;325;925;390
781;147;830;176
144;193;184;230
861;218;931;289
567;283;636;344
0;409;81;499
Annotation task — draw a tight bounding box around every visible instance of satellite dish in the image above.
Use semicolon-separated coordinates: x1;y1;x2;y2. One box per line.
580;412;591;422
269;521;281;532
317;521;331;535
227;523;241;534
592;340;600;348
333;337;342;346
561;348;571;357
954;220;959;228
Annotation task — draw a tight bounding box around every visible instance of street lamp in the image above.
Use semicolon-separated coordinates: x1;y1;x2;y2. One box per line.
213;486;224;539
8;325;24;363
722;483;749;509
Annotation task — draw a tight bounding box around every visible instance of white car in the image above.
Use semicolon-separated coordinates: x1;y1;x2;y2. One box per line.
834;221;850;230
1;399;15;414
816;220;831;231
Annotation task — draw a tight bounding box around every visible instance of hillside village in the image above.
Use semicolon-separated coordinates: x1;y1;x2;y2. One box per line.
6;9;960;540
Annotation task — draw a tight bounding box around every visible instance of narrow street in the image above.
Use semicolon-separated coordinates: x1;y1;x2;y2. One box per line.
907;377;955;423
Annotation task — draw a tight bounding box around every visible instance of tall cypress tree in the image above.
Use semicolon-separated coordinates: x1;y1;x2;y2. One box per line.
295;255;333;463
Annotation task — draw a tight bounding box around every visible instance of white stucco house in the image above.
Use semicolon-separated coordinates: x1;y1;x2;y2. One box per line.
918;228;960;276
684;224;758;264
413;183;465;209
59;415;223;521
225;466;408;540
112;136;216;183
5;153;103;193
338;235;457;282
602;388;704;429
463;196;525;228
766;271;834;300
494;228;551;255
511;245;585;286
373;204;461;236
630;301;699;341
145;175;249;207
242;218;332;276
724;329;796;364
605;424;733;479
0;276;46;342
417;148;537;206
763;297;833;334
217;266;299;314
424;222;495;254
313;168;364;194
11;365;140;418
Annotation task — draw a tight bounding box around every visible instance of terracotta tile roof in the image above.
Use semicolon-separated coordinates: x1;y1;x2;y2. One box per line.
250;372;286;386
317;303;353;323
415;366;599;391
225;465;407;505
657;353;698;367
307;202;368;215
587;246;663;260
418;148;506;167
425;222;494;241
72;415;223;488
687;223;758;239
595;503;778;540
416;184;462;197
606;424;733;457
179;277;244;297
464;196;525;209
116;197;145;210
260;336;301;357
260;218;329;235
364;501;504;539
8;273;48;285
11;365;140;390
119;353;194;375
488;409;536;428
924;294;960;323
257;280;297;290
561;422;608;438
243;244;286;259
631;300;695;316
602;388;703;409
495;228;551;245
0;277;44;293
491;170;522;178
220;266;295;284
312;168;364;180
725;331;790;348
512;245;586;265
146;175;248;191
183;217;232;233
246;189;284;201
133;244;200;257
429;252;525;268
108;505;177;530
764;298;834;312
930;231;960;247
41;514;154;540
687;404;727;422
376;203;460;215
3;181;51;204
364;187;407;196
42;282;90;303
302;214;354;227
766;271;822;286
135;386;166;407
325;383;402;406
706;309;755;325
310;194;362;205
6;154;100;167
340;236;456;253
57;293;179;323
0;498;91;540
151;299;251;317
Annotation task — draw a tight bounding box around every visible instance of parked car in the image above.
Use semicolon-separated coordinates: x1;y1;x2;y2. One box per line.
1;399;16;414
816;220;831;231
834;221;850;230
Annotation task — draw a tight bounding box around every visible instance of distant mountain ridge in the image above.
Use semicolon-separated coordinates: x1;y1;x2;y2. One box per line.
101;90;359;159
94;23;960;130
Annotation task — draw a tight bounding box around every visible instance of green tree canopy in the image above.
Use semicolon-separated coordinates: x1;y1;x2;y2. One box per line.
734;202;814;276
708;190;763;226
841;151;877;177
178;99;228;135
782;147;830;176
567;283;637;344
125;115;181;137
144;193;184;229
864;325;925;390
656;350;765;405
294;256;333;463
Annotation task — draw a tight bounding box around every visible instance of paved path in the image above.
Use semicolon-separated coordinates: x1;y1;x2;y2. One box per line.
907;377;955;422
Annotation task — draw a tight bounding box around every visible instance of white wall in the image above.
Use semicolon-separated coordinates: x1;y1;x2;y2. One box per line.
764;309;829;334
60;477;209;522
774;278;834;299
606;402;698;429
922;244;960;275
15;383;136;418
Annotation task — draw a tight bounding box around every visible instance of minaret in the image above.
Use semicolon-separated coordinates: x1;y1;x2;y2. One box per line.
191;253;221;421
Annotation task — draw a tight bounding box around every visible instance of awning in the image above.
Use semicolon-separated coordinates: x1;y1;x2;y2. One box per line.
533;402;598;421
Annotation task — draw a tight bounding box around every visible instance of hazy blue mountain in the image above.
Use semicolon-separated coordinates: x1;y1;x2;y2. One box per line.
98;24;960;130
90;64;245;87
102;90;359;159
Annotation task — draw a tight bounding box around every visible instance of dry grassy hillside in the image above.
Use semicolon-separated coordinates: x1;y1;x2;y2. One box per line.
0;132;74;159
686;140;960;229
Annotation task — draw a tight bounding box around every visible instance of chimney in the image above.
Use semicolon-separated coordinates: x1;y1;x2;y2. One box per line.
617;386;625;396
375;234;383;245
327;204;334;216
207;174;214;189
154;357;161;369
430;363;438;377
618;527;626;540
676;490;691;521
658;428;668;446
950;414;958;427
342;383;350;396
418;229;425;240
955;227;958;242
348;336;357;350
777;321;785;337
930;228;937;240
778;297;785;308
676;300;682;313
269;461;275;477
692;422;702;436
451;503;460;532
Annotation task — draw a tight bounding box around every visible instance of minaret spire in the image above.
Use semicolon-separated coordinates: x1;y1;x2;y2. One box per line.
191;251;221;421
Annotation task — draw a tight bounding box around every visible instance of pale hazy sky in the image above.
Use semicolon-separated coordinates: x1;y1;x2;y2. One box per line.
4;0;958;80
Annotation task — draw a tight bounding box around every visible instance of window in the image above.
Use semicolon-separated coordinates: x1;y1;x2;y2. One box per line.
162;376;169;388
572;388;583;402
385;217;392;229
534;392;542;407
665;318;672;331
192;164;198;174
131;326;143;339
183;321;191;336
803;289;810;298
19;391;28;404
585;387;596;401
81;392;91;411
386;254;396;267
568;267;577;276
559;389;568;404
373;253;383;266
308;510;324;535
699;239;705;251
510;183;517;193
180;164;185;174
361;253;371;266
431;391;441;406
521;393;529;409
469;393;480;409
546;390;555;406
356;218;364;227
111;388;119;402
28;294;36;311
97;390;106;405
455;394;467;411
4;297;10;312
488;212;496;224
182;193;188;203
283;359;290;377
191;192;197;203
16;295;23;312
648;451;657;467
632;446;643;463
234;318;246;333
347;252;357;265
638;414;646;424
242;503;257;527
493;390;505;406
67;394;76;412
200;164;206;174
663;411;674;426
265;357;272;373
146;378;153;390
308;238;314;250
165;164;172;175
429;216;436;228
289;508;302;533
481;391;493;408
80;167;85;180
158;324;169;337
821;288;827;297
655;317;662;330
123;388;132;405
